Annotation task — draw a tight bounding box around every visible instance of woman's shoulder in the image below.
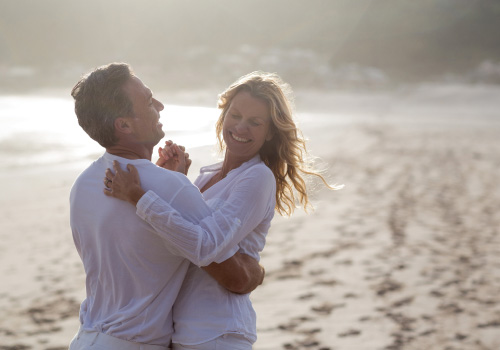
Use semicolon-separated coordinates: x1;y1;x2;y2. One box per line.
241;160;275;184
249;161;273;174
199;161;223;175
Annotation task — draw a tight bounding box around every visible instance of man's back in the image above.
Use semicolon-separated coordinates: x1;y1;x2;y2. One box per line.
70;152;210;346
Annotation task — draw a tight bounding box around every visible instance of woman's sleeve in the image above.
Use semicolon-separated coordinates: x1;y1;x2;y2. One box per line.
137;167;276;267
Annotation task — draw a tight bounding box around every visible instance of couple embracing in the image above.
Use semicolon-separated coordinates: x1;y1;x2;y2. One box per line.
68;63;338;350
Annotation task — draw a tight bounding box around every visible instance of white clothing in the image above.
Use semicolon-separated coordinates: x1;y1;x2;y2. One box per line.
70;327;169;350
70;152;239;346
136;155;276;345
172;334;252;350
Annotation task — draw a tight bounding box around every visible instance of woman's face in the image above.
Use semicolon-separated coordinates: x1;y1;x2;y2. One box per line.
222;91;274;162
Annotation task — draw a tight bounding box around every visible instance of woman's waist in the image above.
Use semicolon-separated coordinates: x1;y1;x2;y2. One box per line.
172;268;256;342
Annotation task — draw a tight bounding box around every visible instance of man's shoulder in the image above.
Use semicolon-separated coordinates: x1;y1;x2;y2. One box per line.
137;163;184;180
137;164;195;193
71;157;104;185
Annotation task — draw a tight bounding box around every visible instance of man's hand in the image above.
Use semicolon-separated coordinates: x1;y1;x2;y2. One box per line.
202;252;265;294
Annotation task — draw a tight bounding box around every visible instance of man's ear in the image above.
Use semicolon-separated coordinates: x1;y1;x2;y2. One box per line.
114;117;133;135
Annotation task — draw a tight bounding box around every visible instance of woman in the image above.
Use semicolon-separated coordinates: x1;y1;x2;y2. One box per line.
104;71;340;349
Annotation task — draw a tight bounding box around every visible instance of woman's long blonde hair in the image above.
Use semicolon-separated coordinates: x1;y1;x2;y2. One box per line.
215;71;341;216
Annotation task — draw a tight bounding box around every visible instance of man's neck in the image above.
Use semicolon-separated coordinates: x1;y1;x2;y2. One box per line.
106;144;153;161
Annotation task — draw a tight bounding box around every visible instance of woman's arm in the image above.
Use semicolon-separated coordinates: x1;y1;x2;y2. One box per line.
136;165;276;267
105;159;275;268
104;162;265;293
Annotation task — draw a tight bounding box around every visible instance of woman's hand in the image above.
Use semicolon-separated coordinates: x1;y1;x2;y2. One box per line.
156;140;192;175
103;161;145;206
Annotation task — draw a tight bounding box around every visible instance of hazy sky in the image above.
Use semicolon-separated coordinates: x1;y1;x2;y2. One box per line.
1;0;499;90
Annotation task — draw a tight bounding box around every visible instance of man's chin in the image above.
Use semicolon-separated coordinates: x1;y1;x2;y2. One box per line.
155;134;166;146
159;132;166;143
154;131;165;144
142;134;165;148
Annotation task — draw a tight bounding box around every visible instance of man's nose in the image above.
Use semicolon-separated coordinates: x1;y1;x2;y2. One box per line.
154;99;164;111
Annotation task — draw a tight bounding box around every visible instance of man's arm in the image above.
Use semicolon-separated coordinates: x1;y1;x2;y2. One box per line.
202;252;265;294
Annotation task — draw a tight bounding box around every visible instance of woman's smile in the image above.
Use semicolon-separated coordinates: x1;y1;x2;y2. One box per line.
229;132;251;143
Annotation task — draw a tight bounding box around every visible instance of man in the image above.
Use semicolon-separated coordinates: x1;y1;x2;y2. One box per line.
69;63;264;350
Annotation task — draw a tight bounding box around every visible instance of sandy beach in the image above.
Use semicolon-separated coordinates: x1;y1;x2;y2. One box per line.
1;85;499;350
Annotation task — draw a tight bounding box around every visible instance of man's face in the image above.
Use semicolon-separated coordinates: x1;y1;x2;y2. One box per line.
123;76;165;146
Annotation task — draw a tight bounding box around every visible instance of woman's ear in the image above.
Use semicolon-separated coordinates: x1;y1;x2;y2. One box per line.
266;126;275;141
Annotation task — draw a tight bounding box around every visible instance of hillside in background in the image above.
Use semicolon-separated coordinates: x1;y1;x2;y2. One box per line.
1;0;500;91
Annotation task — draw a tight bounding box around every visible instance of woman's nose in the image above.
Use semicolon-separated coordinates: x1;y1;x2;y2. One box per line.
234;121;247;133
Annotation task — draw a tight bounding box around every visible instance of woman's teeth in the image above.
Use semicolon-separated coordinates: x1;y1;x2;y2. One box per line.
231;133;250;143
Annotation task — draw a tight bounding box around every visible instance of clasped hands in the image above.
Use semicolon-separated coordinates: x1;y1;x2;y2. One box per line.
156;140;192;175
